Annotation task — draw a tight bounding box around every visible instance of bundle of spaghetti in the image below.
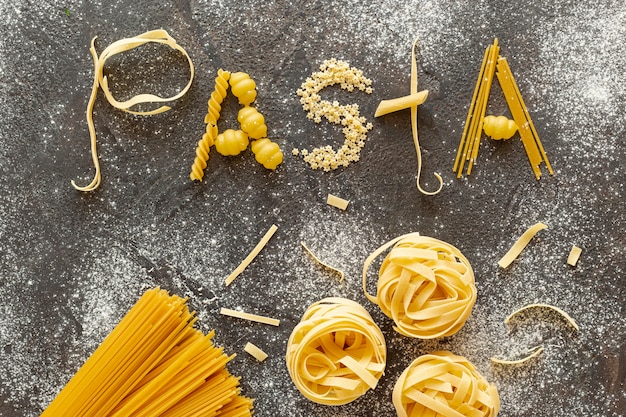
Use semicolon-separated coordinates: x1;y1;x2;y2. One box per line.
285;297;387;405
41;287;253;417
393;351;500;417
454;38;500;177
363;233;476;339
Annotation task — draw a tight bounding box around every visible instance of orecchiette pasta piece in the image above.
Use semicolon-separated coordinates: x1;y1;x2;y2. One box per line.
215;129;249;156
251;139;283;170
238;106;267;139
229;72;257;105
483;115;517;140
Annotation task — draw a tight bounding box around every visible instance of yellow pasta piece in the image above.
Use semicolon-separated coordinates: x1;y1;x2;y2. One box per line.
286;298;386;405
301;241;345;282
483;115;517;140
220;308;280;326
41;288;252;416
490;346;544;365
454;39;499;177
491;304;578;365
496;57;553;179
72;29;194;192
225;224;278;286
326;193;349;210
393;351;500;417
567;245;582;266
238;106;268;140
244;342;268;362
229;71;257;106
215;129;250;156
250;138;283;170
363;233;476;338
374;90;429;117
498;222;547;268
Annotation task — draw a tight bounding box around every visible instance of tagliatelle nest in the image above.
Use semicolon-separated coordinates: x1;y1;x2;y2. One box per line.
285;297;386;406
363;233;477;339
393;351;500;417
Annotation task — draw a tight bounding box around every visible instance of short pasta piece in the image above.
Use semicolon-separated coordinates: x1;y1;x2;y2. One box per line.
326;193;349;210
393;351;500;417
567;245;582;266
244;342;268;362
483;115;517;140
250;138;283;170
498;222;547;269
363;233;476;338
215;129;249;156
286;297;386;405
229;71;257;105
220;308;280;326
238;106;268;139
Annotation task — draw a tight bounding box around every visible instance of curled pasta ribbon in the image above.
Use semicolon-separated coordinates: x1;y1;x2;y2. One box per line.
72;29;195;192
251;139;283;170
363;233;476;338
286;297;386;406
393;351;500;417
411;38;443;195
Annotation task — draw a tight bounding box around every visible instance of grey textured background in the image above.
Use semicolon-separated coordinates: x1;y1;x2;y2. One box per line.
0;1;624;416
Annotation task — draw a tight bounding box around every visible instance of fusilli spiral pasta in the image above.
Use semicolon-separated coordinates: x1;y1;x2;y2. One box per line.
189;69;230;181
229;71;257;106
238;106;268;139
215;129;249;156
286;297;387;406
393;351;500;417
251;139;283;170
363;233;477;339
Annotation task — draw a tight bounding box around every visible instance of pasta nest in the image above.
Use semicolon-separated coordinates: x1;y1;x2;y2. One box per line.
363;234;476;339
393;351;500;417
285;297;387;406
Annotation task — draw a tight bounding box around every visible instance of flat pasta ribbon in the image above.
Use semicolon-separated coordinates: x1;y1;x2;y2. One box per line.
363;233;476;338
393;351;500;417
285;297;386;405
72;29;195;192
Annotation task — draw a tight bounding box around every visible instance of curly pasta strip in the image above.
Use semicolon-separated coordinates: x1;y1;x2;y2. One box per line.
251;139;283;170
189;69;231;181
229;72;257;105
286;298;386;406
363;233;476;339
393;351;500;417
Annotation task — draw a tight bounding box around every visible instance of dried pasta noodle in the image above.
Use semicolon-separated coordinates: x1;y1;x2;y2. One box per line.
41;287;253;417
491;303;578;365
285;297;386;405
497;222;547;269
363;233;476;338
393;351;500;417
72;29;195;192
410;39;443;195
244;342;268;362
567;245;582;266
225;224;278;286
301;241;345;282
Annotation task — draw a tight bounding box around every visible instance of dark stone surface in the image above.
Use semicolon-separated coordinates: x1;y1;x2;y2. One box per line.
0;1;624;416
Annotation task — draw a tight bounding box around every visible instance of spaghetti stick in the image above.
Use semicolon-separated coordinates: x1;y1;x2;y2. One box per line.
498;222;547;268
220;308;280;326
225;224;278;286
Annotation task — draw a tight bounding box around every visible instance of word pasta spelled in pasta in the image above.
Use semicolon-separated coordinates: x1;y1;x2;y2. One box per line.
363;233;477;338
286;297;386;405
295;59;373;171
41;288;253;416
393;351;500;417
